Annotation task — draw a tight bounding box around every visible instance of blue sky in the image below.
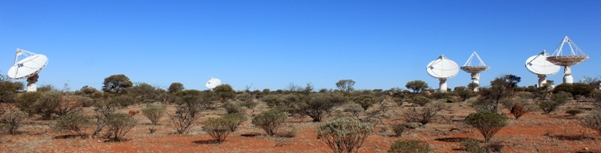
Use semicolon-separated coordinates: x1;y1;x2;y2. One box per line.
1;0;600;91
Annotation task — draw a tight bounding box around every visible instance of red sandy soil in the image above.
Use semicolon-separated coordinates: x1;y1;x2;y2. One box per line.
1;100;600;153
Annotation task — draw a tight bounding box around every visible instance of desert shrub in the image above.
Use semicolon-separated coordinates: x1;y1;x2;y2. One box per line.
554;83;593;97
55;95;85;117
202;117;237;143
262;95;281;108
300;93;347;122
222;113;247;132
240;101;258;110
409;96;431;106
14;92;43;115
402;102;445;125
465;111;508;142
236;92;253;103
223;102;242;114
460;140;485;153
91;99;120;137
566;109;583;116
580;110;601;135
53;113;92;137
214;84;236;102
318;118;373;153
32;92;63;120
252;109;287;136
538;91;571;114
388;140;431;153
0;108;28;135
515;91;535;99
141;104;167;125
169;105;202;134
391;123;406;137
501;98;535;119
105;113;138;141
352;94;381;111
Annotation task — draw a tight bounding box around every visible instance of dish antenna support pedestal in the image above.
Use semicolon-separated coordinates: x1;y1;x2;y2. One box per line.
426;54;459;93
525;50;560;87
7;48;48;92
546;36;589;84
460;51;489;91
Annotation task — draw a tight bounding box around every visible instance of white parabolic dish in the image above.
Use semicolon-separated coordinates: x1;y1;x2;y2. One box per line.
427;55;459;79
7;54;48;79
206;77;222;89
525;53;560;76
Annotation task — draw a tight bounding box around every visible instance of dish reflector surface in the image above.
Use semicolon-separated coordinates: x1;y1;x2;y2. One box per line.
525;51;560;76
206;77;222;89
426;55;459;79
7;54;48;79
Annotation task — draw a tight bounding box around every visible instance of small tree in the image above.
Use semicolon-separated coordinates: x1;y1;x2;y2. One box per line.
388;140;431;153
214;84;235;102
317;118;373;153
406;80;429;94
105;113;138;141
465;111;508;142
53;113;92;137
352;94;381;111
300;93;347;122
222;113;247;132
102;74;133;94
169;105;203;134
580;110;601;135
336;79;356;92
141;104;167;125
0;108;28;135
252;109;287;136
32;92;63;120
202;117;237;143
168;82;185;93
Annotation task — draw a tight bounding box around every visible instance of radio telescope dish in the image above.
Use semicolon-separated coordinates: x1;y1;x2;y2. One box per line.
426;54;459;93
460;51;489;91
546;36;589;84
525;50;560;87
206;77;221;90
6;48;48;92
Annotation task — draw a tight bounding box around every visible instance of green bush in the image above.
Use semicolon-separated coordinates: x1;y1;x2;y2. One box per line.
32;92;63;120
252;109;287;136
202;117;237;143
352;94;381;111
465;111;508;143
53;113;92;137
388;140;431;153
0;109;28;135
580;110;601;135
169;105;202;134
222;113;247;132
141;104;167;125
15;92;43;115
409;96;431;106
538;92;570;114
460;140;484;153
214;84;236;102
318;118;373;153
223;102;242;114
105;113;138;141
299;93;347;122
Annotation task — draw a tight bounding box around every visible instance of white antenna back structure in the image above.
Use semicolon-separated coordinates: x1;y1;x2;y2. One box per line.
525;50;560;87
426;54;459;93
6;48;49;92
546;36;589;84
206;77;221;90
460;51;489;91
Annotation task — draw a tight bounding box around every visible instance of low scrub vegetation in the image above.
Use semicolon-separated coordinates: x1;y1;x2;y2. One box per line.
388;140;431;153
317;118;373;153
252;109;287;136
465;111;508;143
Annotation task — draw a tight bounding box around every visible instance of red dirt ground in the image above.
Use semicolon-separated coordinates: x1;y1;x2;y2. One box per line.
1;100;600;153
